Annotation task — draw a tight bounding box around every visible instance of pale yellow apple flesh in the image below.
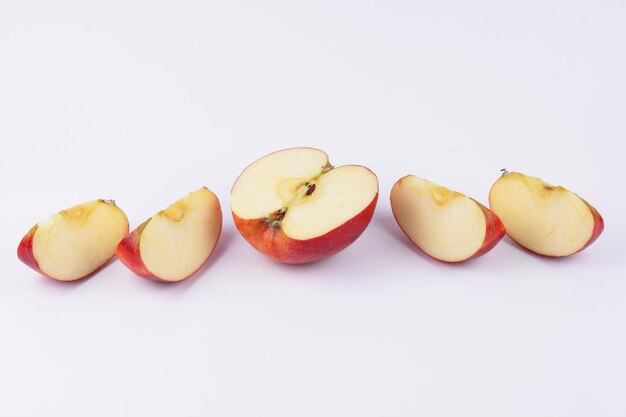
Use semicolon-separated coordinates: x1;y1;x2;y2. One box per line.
489;172;603;257
27;200;128;281
231;148;378;240
391;176;502;262
140;188;221;281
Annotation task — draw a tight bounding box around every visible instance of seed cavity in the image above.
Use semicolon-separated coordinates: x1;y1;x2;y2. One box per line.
264;163;331;229
265;208;287;228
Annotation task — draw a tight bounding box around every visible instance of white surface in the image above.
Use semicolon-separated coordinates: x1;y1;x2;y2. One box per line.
1;1;625;416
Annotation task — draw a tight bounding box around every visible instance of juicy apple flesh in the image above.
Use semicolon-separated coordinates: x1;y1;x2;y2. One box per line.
116;187;222;282
391;176;504;262
18;200;129;281
231;148;378;263
489;171;604;257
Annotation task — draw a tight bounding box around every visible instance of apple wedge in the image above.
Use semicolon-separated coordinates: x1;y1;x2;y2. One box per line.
231;148;378;264
390;176;505;262
116;187;222;282
489;170;604;257
17;199;129;281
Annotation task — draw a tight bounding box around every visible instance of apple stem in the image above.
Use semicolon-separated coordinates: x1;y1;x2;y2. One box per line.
500;168;510;176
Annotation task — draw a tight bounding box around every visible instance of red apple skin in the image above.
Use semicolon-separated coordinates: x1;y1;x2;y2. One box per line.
115;220;223;283
17;225;45;276
579;201;604;253
233;195;378;264
115;222;156;280
468;202;506;261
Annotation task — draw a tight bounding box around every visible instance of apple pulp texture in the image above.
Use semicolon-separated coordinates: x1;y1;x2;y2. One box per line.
390;176;505;262
115;187;222;282
489;172;604;257
18;200;129;281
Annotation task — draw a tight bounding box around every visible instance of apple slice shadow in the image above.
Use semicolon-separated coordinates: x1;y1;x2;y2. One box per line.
34;256;119;290
374;211;445;265
500;235;582;263
139;225;236;288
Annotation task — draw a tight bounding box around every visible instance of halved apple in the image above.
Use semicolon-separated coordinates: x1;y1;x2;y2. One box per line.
390;176;505;262
116;187;222;282
231;148;378;264
489;170;604;257
17;199;129;281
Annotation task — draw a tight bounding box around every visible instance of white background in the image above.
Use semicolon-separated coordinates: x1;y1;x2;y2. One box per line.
1;1;625;416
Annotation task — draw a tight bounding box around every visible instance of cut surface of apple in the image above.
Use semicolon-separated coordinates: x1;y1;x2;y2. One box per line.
116;187;222;282
391;175;505;262
231;148;378;264
17;200;129;281
489;171;604;257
